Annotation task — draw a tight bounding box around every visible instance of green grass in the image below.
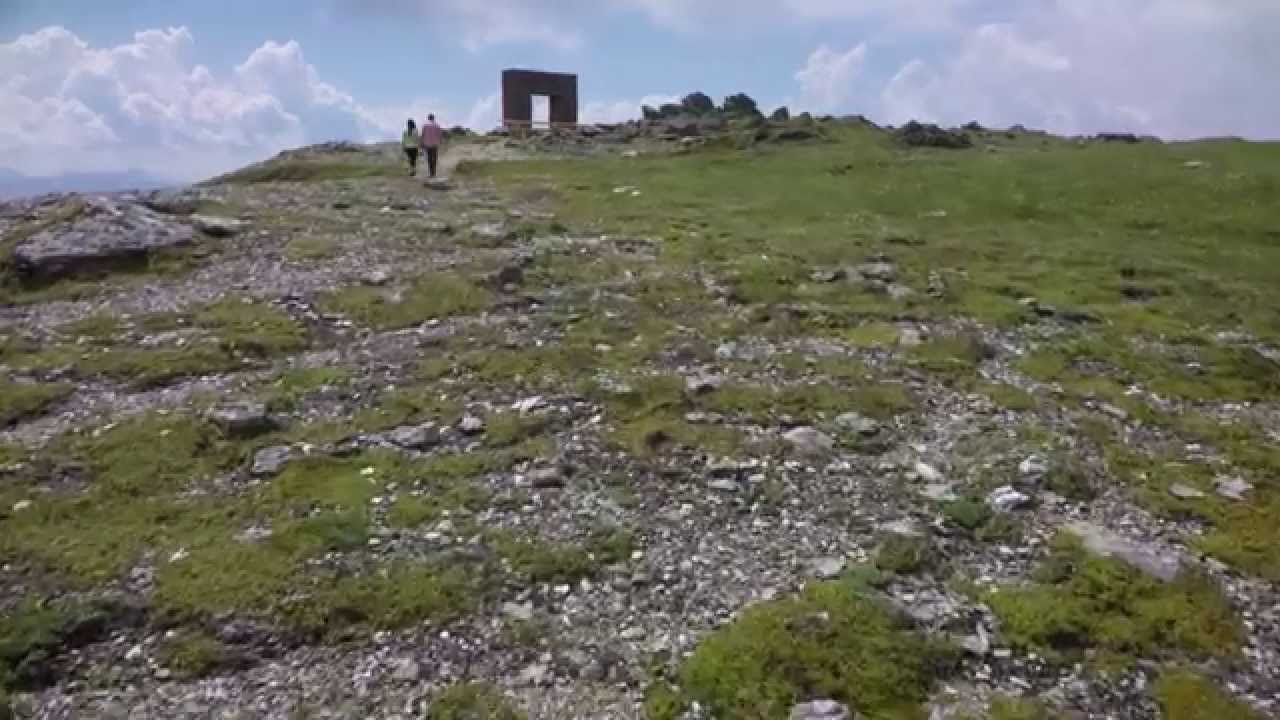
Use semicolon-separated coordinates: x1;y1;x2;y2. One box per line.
261;366;351;412
156;630;239;679
428;682;526;720
985;534;1242;666
322;273;493;330
874;533;937;575
648;575;957;720
0;380;72;425
1154;670;1265;720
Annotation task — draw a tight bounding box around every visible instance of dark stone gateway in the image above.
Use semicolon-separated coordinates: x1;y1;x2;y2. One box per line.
502;69;579;130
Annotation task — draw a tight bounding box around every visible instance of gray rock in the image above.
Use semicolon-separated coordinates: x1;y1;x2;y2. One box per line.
191;214;246;237
913;461;944;483
810;556;847;579
783;427;835;455
810;268;847;283
459;415;486;435
1067;521;1183;582
987;485;1031;512
529;466;566;489
855;261;898;282
897;326;924;348
835;412;880;436
919;484;957;502
885;283;916;301
1169;482;1206;500
790;700;854;720
251;445;293;476
685;373;723;394
502;601;534;621
391;657;421;683
1018;455;1048;478
707;478;740;493
12;197;195;278
362;269;392;286
388;423;440;451
207;401;274;436
1215;476;1252;501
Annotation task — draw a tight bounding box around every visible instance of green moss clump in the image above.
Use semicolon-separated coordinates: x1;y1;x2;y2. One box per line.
874;533;936;575
652;578;957;720
986;535;1242;663
323;273;492;330
156;630;239;679
0;381;72;425
985;696;1059;720
427;682;526;720
1154;670;1265;720
0;599;117;690
909;334;991;386
195;298;307;357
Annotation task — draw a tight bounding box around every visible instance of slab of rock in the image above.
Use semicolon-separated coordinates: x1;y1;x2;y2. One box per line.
835;412;880;436
1215;476;1252;501
388;423;440;451
1067;521;1183;582
809;556;847;580
191;214;246;237
12;197;195;278
790;700;855;720
207;401;275;436
251;446;293;477
987;485;1031;512
783;427;835;455
528;466;566;489
1169;482;1206;500
459;415;485;435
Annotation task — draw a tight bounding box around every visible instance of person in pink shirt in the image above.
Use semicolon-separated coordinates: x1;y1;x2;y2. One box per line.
419;114;444;178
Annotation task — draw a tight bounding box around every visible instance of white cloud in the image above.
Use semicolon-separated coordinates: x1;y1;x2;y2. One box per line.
795;44;867;113
0;26;441;181
798;0;1280;139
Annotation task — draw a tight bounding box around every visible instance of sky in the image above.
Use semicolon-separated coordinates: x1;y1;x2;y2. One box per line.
1;0;1278;183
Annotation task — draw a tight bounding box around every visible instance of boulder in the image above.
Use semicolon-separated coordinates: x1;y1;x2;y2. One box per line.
790;700;855;720
721;93;761;117
783;427;835;455
191;214;246;237
207;401;275;437
663;114;702;137
11;197;195;279
681;92;716;115
770;107;791;123
895;121;972;149
251;446;293;477
1067;521;1184;582
388;423;441;451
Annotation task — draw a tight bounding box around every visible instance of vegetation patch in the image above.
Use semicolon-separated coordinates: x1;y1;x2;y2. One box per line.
874;533;937;575
428;681;526;720
156;630;243;679
213;159;401;184
0;380;72;425
985;534;1242;665
648;576;956;720
1154;670;1265;720
322;273;492;330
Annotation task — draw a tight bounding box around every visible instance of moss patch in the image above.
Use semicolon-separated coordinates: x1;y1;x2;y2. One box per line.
650;577;956;720
1154;670;1265;720
428;681;526;720
985;534;1242;665
0;380;72;425
322;273;492;330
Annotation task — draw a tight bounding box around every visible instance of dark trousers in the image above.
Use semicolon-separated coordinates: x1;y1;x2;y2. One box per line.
425;146;439;177
404;147;419;174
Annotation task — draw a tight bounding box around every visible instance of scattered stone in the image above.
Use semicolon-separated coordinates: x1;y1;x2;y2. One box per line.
919;484;957;501
619;627;646;641
1018;455;1048;478
250;445;293;477
1215;476;1253;501
191;214;246;237
1099;403;1129;421
789;700;854;720
11;500;31;512
835;412;880;436
388;423;440;451
390;658;421;683
529;466;566;489
685;374;723;394
897;326;924;348
206;401;275;436
810;267;846;283
913;461;944;483
459;415;486;435
854;261;897;282
1067;521;1183;582
13;197;195;278
362;269;392;286
885;283;915;301
707;478;740;493
987;485;1031;512
502;601;534;622
1169;483;1206;500
809;556;847;580
517;662;549;687
783;427;835;455
513;396;547;413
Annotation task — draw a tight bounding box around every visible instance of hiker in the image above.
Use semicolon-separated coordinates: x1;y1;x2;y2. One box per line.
402;119;420;176
420;114;443;178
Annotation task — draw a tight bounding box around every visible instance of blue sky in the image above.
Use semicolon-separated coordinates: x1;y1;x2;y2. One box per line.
2;0;1278;182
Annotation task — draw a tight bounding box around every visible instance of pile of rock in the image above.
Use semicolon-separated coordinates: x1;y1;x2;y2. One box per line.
894;121;973;149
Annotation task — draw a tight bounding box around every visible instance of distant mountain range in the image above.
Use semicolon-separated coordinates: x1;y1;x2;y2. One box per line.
0;168;179;200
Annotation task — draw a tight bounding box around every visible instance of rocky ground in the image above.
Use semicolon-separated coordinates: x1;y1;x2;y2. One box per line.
2;109;1279;720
